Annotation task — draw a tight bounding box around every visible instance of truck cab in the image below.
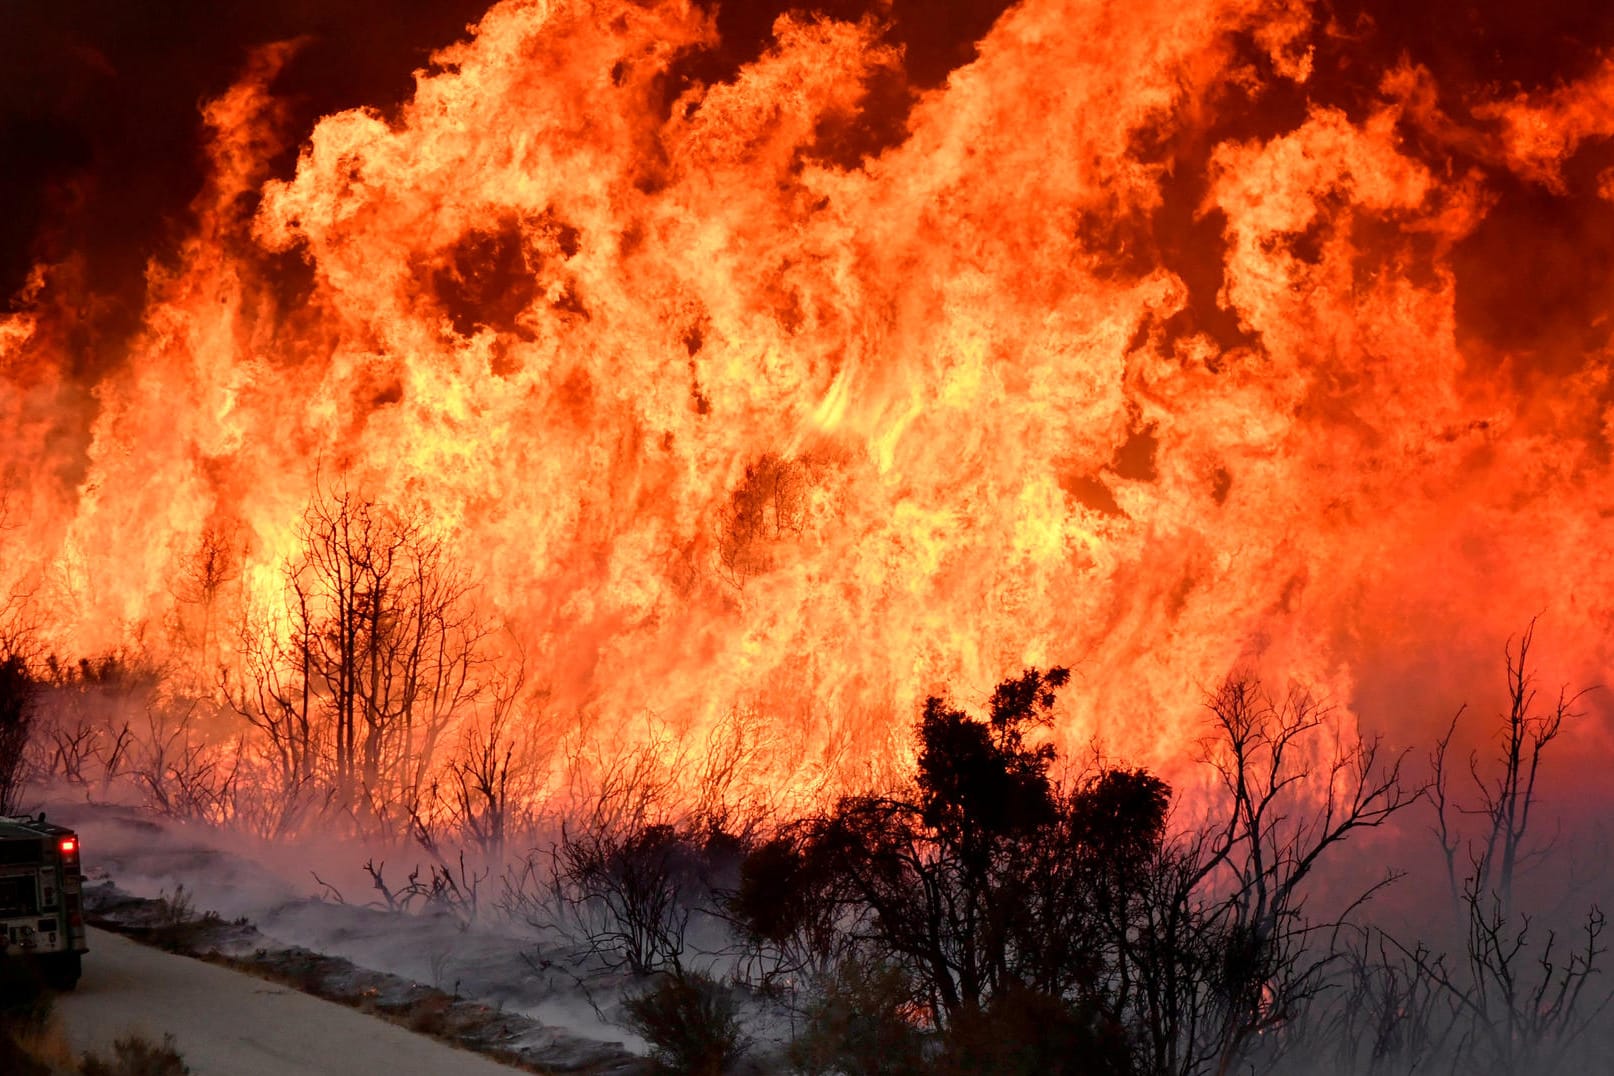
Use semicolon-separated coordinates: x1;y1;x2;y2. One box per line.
0;814;88;989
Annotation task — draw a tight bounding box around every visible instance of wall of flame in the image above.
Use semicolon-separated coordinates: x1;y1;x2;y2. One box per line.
3;0;1613;792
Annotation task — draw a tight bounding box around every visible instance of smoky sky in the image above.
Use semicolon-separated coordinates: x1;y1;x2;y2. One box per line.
1325;0;1614;375
4;0;1613;371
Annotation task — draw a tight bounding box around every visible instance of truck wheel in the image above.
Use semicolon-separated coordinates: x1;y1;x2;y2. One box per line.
41;953;81;991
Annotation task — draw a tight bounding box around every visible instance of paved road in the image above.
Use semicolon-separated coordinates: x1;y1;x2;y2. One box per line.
56;928;524;1075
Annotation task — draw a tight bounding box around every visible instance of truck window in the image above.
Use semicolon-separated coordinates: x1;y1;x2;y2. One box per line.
0;874;38;917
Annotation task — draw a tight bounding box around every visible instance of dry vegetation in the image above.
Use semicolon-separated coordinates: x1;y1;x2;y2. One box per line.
0;949;188;1075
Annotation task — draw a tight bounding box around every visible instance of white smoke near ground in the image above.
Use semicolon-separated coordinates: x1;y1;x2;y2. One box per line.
44;796;657;1063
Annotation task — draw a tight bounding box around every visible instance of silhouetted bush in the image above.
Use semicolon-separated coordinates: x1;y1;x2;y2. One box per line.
80;1032;191;1076
729;828;845;984
734;668;1180;1025
936;985;1134;1076
556;814;757;975
787;957;927;1076
562;822;698;974
0;653;37;813
732;668;1418;1076
622;970;746;1075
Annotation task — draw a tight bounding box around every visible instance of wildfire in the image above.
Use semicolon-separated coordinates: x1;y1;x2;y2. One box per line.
3;0;1612;800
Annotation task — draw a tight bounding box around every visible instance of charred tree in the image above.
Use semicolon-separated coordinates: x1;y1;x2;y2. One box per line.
231;485;492;837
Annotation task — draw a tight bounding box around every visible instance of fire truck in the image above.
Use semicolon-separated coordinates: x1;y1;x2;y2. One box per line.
0;814;87;989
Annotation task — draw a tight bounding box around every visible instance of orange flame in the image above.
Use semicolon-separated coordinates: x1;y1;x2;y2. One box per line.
4;0;1613;796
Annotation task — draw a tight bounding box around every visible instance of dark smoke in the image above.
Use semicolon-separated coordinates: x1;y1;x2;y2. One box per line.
1316;0;1614;377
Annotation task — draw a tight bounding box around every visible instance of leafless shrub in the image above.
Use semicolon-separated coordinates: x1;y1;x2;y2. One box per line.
0;486;40;665
554;820;708;975
228;483;496;841
126;699;239;826
1315;927;1458;1074
221;749;332;842
166;524;243;689
1181;678;1419;1072
155;884;195;926
1365;623;1614;1074
34;715;102;789
723;824;851;990
498;726;766;977
437;672;551;864
787;956;928;1076
361;856;486;926
147;884;224;952
27;653;156;797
